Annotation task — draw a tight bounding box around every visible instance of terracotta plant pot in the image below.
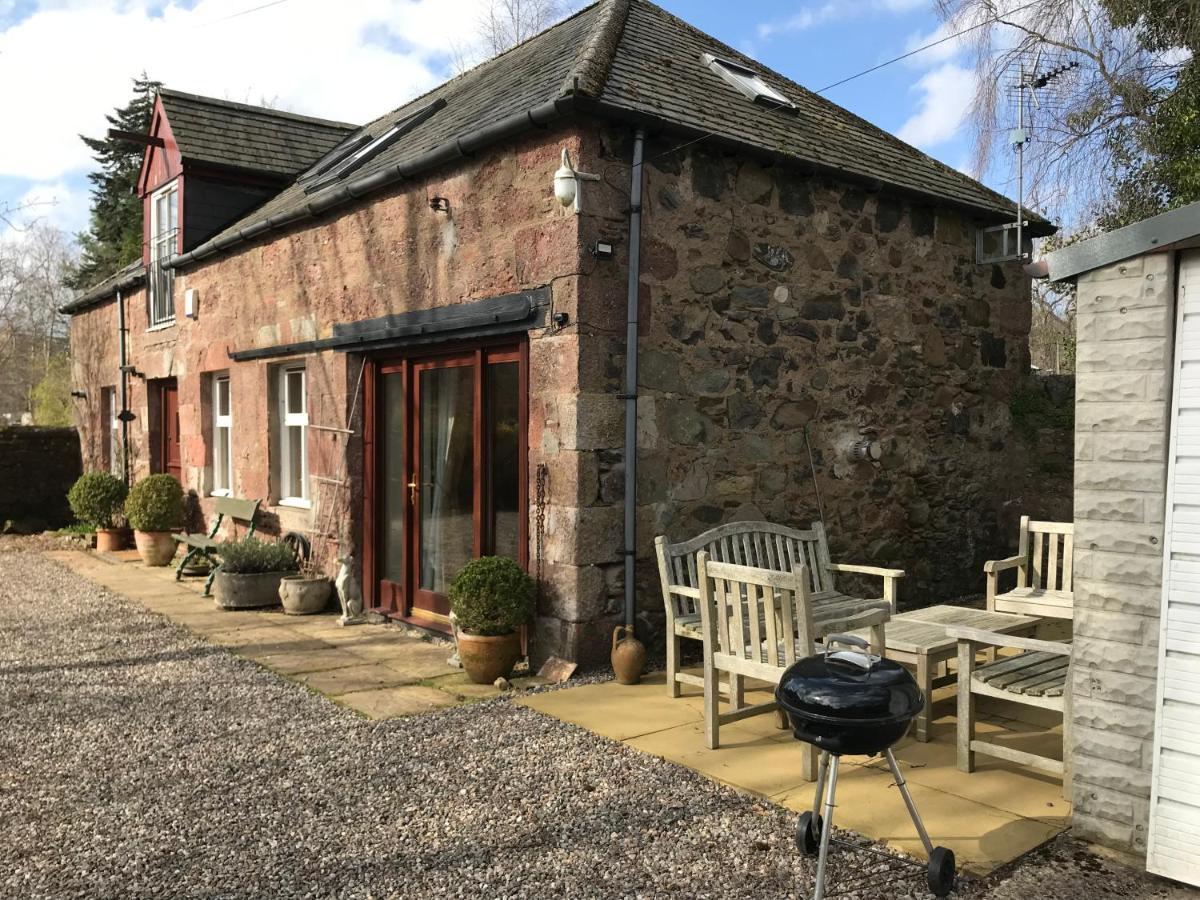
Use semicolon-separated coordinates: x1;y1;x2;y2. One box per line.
278;575;332;615
134;530;176;566
611;625;646;685
457;630;522;684
213;570;288;610
95;528;127;553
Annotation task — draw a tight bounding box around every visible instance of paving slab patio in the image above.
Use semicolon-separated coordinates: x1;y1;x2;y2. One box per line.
43;549;497;718
519;669;1070;876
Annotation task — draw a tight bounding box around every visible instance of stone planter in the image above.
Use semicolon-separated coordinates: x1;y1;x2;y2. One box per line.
213;571;288;610
278;575;332;615
95;528;128;553
134;530;176;566
457;630;522;684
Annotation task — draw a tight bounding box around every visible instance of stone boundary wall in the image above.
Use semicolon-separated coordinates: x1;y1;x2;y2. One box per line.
1071;250;1174;858
0;426;82;531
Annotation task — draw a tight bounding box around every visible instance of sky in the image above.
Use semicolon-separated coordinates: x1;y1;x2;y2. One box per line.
0;0;1003;243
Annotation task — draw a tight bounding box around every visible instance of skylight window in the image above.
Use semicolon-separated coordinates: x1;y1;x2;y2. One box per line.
303;98;447;193
702;53;797;113
299;133;373;184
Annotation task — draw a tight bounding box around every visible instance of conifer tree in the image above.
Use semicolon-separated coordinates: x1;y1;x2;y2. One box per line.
66;74;160;291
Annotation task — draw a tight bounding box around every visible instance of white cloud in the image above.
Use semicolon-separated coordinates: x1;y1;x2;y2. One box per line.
756;3;842;41
0;0;506;221
876;0;928;10
896;62;976;148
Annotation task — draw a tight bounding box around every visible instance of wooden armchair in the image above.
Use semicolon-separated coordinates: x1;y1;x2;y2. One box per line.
655;520;901;701
951;517;1075;796
697;552;815;751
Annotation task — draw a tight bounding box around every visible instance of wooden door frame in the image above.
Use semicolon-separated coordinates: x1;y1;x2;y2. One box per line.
148;377;180;478
361;336;529;629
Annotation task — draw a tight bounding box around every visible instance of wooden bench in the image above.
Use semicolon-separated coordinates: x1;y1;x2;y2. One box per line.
951;517;1075;796
174;497;261;596
655;520;902;700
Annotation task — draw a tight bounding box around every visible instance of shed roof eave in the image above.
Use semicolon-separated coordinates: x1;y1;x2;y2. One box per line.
1044;200;1200;282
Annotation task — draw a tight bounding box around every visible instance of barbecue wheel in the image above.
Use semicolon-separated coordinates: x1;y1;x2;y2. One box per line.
927;846;955;897
794;812;823;855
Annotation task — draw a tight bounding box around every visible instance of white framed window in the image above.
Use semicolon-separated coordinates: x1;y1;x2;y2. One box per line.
277;364;309;506
149;181;178;326
702;53;797;112
212;374;233;497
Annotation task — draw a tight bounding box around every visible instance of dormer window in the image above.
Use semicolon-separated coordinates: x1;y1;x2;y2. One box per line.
702;53;797;112
149;182;178;326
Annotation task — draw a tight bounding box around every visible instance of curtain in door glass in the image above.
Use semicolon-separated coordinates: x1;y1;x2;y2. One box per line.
380;373;405;582
487;361;520;561
419;366;474;593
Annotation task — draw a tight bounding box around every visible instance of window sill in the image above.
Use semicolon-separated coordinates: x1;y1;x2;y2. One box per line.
209;490;231;498
146;320;177;332
277;498;312;510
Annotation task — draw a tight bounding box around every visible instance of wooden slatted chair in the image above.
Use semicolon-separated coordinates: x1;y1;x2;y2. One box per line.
985;516;1074;621
950;517;1075;797
697;552;816;752
655;521;902;700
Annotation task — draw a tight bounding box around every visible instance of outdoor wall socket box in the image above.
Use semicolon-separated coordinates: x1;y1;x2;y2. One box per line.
184;288;198;318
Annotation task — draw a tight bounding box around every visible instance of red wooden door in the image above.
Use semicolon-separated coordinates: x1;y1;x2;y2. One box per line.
158;379;181;481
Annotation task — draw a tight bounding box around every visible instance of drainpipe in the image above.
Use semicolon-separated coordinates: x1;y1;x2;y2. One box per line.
623;128;645;632
117;288;129;485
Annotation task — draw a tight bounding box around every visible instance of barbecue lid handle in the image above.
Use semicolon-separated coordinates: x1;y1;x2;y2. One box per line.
824;633;877;673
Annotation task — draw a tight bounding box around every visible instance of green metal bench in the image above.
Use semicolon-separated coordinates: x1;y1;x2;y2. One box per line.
174;497;261;596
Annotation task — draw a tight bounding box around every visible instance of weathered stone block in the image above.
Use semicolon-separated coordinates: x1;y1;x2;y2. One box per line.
1073;694;1156;739
1072;725;1147;767
1075;520;1163;556
1076;338;1169;372
1092;431;1166;463
1075;549;1162;586
1077;306;1170;342
1074;490;1142;522
1074;577;1162;617
1075;460;1166;493
1075;664;1158;709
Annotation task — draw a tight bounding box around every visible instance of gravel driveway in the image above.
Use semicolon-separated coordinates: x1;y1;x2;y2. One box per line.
1;546;1195;899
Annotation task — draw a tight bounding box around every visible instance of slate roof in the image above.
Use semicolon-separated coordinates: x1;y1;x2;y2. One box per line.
74;0;1048;306
158;89;357;178
60;259;145;314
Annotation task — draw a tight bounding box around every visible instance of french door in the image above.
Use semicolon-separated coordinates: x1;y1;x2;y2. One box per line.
365;343;527;629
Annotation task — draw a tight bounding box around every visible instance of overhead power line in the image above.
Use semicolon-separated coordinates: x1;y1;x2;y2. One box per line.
814;0;1040;94
201;0;295;26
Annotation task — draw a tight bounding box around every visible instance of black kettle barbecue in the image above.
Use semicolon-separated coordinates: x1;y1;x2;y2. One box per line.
775;634;956;899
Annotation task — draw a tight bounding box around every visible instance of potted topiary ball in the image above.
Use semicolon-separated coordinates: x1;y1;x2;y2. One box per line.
67;472;128;552
124;474;184;566
449;556;535;684
213;537;299;610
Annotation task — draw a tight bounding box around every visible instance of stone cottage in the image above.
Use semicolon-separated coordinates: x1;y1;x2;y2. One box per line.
63;0;1052;667
1040;201;1200;884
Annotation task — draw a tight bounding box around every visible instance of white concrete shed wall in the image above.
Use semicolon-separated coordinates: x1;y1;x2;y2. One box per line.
1072;250;1175;858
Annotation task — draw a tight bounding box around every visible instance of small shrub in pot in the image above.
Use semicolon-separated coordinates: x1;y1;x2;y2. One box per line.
124;475;183;565
449;556;535;684
213;537;299;610
67;472;128;551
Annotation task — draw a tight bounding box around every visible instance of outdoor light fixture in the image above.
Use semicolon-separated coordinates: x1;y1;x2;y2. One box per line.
849;439;882;462
553;148;600;214
70;390;87;399
429;196;450;212
591;240;615;259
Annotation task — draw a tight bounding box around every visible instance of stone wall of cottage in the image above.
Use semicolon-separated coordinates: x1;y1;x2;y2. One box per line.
69;124;599;662
1070;251;1174;858
570;129;1067;646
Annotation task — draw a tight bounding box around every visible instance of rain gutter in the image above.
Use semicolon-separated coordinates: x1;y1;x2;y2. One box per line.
623;127;645;632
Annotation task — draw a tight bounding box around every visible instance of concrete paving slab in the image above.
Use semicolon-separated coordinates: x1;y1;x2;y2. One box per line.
520;675;704;741
375;642;462;680
297;662;415;694
427;672;504;700
335;685;460;719
240;645;354;675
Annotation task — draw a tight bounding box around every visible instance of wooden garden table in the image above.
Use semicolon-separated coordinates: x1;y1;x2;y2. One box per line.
851;605;1040;742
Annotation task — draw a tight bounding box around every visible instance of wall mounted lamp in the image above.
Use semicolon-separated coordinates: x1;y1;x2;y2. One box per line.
591;240;615;260
429;196;450;212
554;148;601;214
